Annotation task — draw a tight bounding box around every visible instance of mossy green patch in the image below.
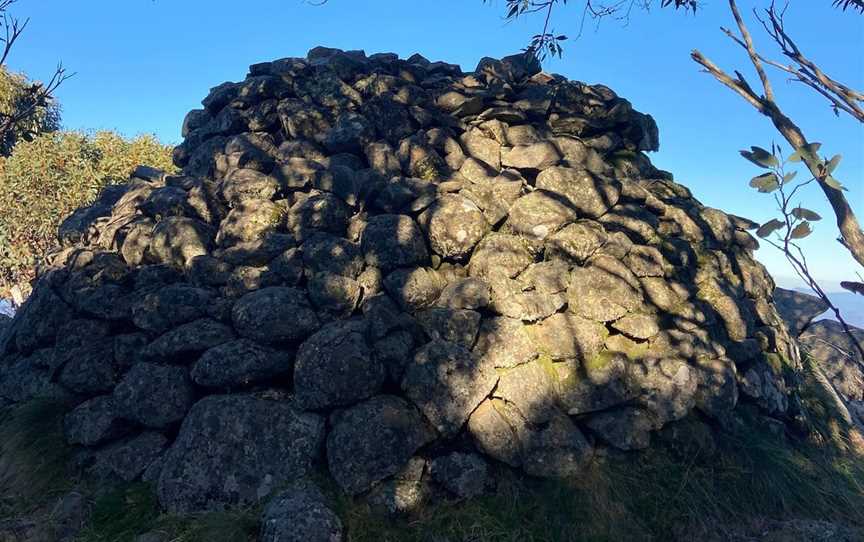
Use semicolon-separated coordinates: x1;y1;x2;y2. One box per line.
412;155;446;182
584;350;617;373
605;333;649;360
536;353;560;382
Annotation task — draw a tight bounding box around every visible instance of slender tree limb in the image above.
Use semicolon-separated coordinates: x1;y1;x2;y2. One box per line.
728;0;774;101
691;0;864;269
755;3;864;122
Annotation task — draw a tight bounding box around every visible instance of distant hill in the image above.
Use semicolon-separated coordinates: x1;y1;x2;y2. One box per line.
797;289;864;330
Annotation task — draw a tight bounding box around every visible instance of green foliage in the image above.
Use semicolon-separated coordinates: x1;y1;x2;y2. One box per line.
0;130;175;293
0;398;76;519
749;172;780;193
740;145;779;169
0;66;61;157
742;143;836;242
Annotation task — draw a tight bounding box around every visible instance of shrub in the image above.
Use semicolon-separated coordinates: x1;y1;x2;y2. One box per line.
0;66;62;156
0;130;175;294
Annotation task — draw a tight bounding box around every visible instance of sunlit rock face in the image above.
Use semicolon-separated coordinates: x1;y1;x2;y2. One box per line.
0;46;799;514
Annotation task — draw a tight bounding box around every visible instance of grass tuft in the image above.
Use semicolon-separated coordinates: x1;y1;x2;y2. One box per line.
0;397;76;519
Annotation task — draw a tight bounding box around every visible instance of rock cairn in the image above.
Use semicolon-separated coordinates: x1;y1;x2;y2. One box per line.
0;47;801;517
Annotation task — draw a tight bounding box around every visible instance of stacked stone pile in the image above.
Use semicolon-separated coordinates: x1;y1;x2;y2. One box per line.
0;46;801;520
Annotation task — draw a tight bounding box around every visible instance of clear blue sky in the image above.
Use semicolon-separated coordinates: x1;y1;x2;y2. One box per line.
6;0;864;289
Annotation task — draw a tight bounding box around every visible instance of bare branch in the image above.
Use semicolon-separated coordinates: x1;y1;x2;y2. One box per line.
729;0;774;100
758;2;864;122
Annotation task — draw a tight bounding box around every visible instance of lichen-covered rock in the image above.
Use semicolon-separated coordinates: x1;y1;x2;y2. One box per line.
418;195;488;260
191;339;293;388
64;396;130;446
150;217;214;269
113;363;195;428
535;167;619;218
294;320;385;410
57;339;119;395
302;232;364;278
142;318;236;361
472;316;538;369
568;255;643;322
383;267;445;311
131;285;214;333
554;353;634;416
467;399;592;476
773;287;829;337
402;340;498;436
494;360;557;424
506;190;578;242
415;308;481;348
231;287;320;344
430;452;488;499
327;395;434;495
533;312;607;361
361;214;429;270
584;407;655;450
158;395;324;512
85;431;168;482
467;233;533;280
436;277;490;310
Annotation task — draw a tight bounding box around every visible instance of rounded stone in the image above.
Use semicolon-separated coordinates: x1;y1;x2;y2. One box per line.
231;287;321;344
191;339;294;388
467;233;533;281
418;195;489;260
535;167;620;218
294;321;385;411
361;214;429;271
506;190;578;242
327;395;434;495
112;363;195;429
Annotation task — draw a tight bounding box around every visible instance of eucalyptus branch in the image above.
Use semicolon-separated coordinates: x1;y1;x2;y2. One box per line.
692;0;864;269
743;145;864;363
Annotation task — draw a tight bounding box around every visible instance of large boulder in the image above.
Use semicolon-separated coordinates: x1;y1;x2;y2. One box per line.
401;340;498;437
327;395;434;495
157;395;325;513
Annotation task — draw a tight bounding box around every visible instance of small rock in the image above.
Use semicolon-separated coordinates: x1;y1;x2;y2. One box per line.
430;452;488;499
260;480;344;542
